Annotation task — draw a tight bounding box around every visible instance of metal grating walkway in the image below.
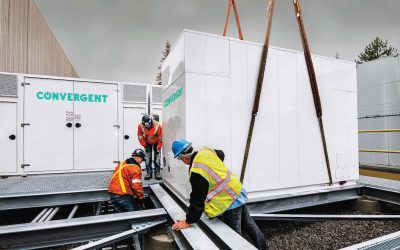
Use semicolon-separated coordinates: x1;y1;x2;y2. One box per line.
0;171;163;198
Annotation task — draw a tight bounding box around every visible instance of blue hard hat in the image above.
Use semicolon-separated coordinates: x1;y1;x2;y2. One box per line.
172;139;192;158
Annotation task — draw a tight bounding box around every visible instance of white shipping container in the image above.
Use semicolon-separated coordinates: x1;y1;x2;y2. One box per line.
161;30;359;201
0;72;161;176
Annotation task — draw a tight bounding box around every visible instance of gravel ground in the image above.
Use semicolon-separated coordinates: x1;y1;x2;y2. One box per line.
254;202;400;250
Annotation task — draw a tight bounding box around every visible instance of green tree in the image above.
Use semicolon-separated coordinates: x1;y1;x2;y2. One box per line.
356;37;398;64
156;40;171;85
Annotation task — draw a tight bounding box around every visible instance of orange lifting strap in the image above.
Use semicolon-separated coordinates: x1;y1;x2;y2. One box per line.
222;0;244;40
239;0;333;185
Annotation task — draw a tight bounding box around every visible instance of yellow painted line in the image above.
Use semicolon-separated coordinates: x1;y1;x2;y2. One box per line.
359;129;400;133
359;149;400;154
360;169;400;181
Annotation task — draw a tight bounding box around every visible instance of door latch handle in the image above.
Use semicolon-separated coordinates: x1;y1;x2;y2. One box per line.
124;135;130;140
113;161;120;164
21;164;30;168
75;123;82;128
66;123;73;128
9;135;16;140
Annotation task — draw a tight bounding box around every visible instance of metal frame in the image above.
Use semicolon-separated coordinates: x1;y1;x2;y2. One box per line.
341;230;400;250
0;208;167;249
71;219;167;250
251;213;400;221
0;183;399;250
362;185;400;205
246;185;361;214
151;184;257;250
150;184;220;250
0;190;110;211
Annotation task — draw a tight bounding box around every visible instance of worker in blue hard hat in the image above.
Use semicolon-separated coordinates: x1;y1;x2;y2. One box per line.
171;139;268;250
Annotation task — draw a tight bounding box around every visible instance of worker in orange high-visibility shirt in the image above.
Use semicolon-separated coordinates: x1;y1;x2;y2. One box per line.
138;114;162;180
108;148;146;212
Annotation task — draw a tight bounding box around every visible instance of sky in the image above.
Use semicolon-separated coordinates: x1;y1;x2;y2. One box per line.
35;0;400;84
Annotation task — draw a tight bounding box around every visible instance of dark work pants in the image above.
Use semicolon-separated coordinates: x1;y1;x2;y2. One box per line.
110;194;140;213
220;204;268;250
145;144;161;175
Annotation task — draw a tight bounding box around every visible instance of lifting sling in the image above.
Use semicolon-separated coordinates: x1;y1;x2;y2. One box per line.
239;0;333;185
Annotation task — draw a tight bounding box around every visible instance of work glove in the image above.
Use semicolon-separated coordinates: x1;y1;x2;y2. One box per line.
138;199;146;210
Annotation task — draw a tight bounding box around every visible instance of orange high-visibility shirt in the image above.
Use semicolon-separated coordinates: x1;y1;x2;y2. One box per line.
137;121;162;150
108;159;144;199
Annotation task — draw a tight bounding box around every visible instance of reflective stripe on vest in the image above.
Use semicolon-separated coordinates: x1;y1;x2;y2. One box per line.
112;163;127;193
192;163;239;202
190;148;242;218
141;122;159;140
111;163;139;194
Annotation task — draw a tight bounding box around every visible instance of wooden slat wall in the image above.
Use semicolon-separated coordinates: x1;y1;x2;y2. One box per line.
0;0;79;78
8;0;28;73
0;0;10;71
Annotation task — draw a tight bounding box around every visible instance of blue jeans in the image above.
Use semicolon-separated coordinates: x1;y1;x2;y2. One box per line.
220;204;268;250
145;145;161;175
110;194;140;212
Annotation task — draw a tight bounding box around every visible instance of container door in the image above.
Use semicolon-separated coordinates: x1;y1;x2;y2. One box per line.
73;81;119;170
0;102;17;174
123;107;147;159
23;77;74;172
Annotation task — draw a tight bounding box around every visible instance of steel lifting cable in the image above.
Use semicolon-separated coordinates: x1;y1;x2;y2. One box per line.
240;0;333;185
223;0;244;40
240;0;276;182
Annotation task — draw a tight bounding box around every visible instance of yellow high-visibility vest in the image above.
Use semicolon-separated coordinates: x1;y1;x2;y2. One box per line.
190;148;242;218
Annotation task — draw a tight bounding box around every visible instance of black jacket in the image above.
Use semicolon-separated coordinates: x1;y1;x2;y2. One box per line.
186;150;225;224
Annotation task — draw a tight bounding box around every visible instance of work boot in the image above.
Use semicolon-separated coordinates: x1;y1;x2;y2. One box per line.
155;173;162;180
144;173;152;180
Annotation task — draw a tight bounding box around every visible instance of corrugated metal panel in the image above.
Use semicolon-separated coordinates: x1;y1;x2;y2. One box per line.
152;86;162;103
123;84;147;103
0;73;18;97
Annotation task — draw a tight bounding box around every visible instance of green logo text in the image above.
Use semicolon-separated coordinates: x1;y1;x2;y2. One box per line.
163;87;183;108
36;92;108;103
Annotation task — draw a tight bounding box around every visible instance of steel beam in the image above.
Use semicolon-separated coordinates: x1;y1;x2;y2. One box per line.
197;215;257;250
150;184;220;250
67;205;79;219
0;208;167;249
0;190;110;211
341;230;400;250
362;186;400;205
31;208;48;223
71;219;167;250
251;213;400;221
247;187;360;214
151;184;256;250
45;207;59;222
0;187;154;211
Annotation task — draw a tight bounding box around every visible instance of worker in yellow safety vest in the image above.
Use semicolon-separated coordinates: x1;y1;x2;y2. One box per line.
171;139;268;250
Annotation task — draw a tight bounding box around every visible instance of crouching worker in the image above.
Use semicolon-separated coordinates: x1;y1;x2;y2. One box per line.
108;149;146;212
171;139;268;250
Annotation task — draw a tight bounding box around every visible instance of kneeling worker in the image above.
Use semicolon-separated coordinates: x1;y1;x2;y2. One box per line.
171;139;268;250
108;149;146;212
